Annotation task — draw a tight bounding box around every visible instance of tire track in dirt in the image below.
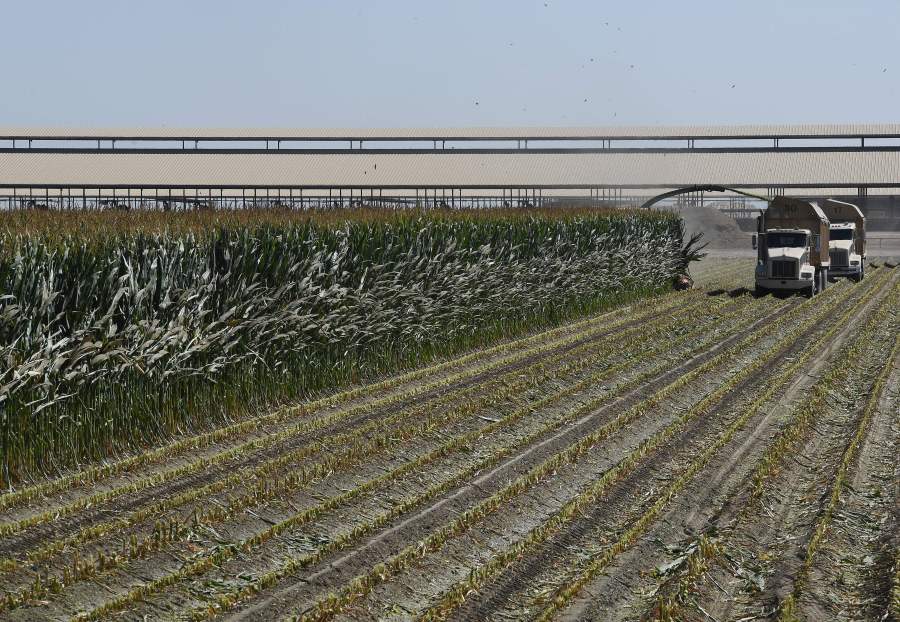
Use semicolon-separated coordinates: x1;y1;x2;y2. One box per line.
255;288;864;622
779;330;900;621
701;280;899;622
792;337;899;619
206;298;792;621
609;269;900;622
428;272;892;622
557;268;900;622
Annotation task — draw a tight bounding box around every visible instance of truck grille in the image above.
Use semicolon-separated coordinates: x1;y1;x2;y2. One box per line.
771;260;797;279
830;249;849;267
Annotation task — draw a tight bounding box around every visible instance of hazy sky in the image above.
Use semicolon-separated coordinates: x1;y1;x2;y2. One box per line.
1;0;897;127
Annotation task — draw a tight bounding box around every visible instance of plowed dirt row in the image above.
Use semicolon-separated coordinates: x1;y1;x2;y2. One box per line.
554;268;899;622
321;267;894;622
2;260;897;622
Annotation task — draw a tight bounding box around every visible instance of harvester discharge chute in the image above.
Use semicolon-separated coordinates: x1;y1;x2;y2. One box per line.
639;185;769;210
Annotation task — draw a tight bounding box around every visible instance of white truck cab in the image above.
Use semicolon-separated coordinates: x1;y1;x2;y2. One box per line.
754;228;820;294
820;200;866;282
827;222;864;280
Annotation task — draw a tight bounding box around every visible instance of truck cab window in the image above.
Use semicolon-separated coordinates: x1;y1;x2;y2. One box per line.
768;232;807;248
830;229;853;241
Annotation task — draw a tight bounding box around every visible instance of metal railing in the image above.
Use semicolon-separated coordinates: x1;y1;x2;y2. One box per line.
868;236;900;249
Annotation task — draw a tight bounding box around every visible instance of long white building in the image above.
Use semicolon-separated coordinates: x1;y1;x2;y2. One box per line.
1;125;898;221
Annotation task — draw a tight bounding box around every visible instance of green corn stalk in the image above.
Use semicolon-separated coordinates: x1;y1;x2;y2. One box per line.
0;209;686;485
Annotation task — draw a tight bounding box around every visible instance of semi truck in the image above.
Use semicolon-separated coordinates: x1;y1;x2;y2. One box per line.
819;199;866;281
753;197;831;296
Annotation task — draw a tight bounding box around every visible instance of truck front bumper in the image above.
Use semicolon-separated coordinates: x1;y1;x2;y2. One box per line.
828;265;861;277
755;276;813;291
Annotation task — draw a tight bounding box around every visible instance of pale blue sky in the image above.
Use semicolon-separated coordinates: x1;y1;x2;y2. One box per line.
0;0;896;127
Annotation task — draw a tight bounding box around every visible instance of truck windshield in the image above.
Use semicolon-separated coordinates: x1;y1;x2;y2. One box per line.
767;232;807;248
830;229;853;240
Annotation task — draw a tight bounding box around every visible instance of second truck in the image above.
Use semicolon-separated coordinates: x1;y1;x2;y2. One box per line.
819;199;867;281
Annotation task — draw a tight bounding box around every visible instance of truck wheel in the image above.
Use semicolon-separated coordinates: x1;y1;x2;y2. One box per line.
755;284;767;297
822;269;828;290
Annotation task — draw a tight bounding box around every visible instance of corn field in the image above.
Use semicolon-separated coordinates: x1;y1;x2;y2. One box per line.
0;207;686;485
1;255;897;621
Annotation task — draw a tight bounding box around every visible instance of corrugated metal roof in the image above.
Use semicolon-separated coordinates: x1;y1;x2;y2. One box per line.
3;124;900;140
0;151;898;189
